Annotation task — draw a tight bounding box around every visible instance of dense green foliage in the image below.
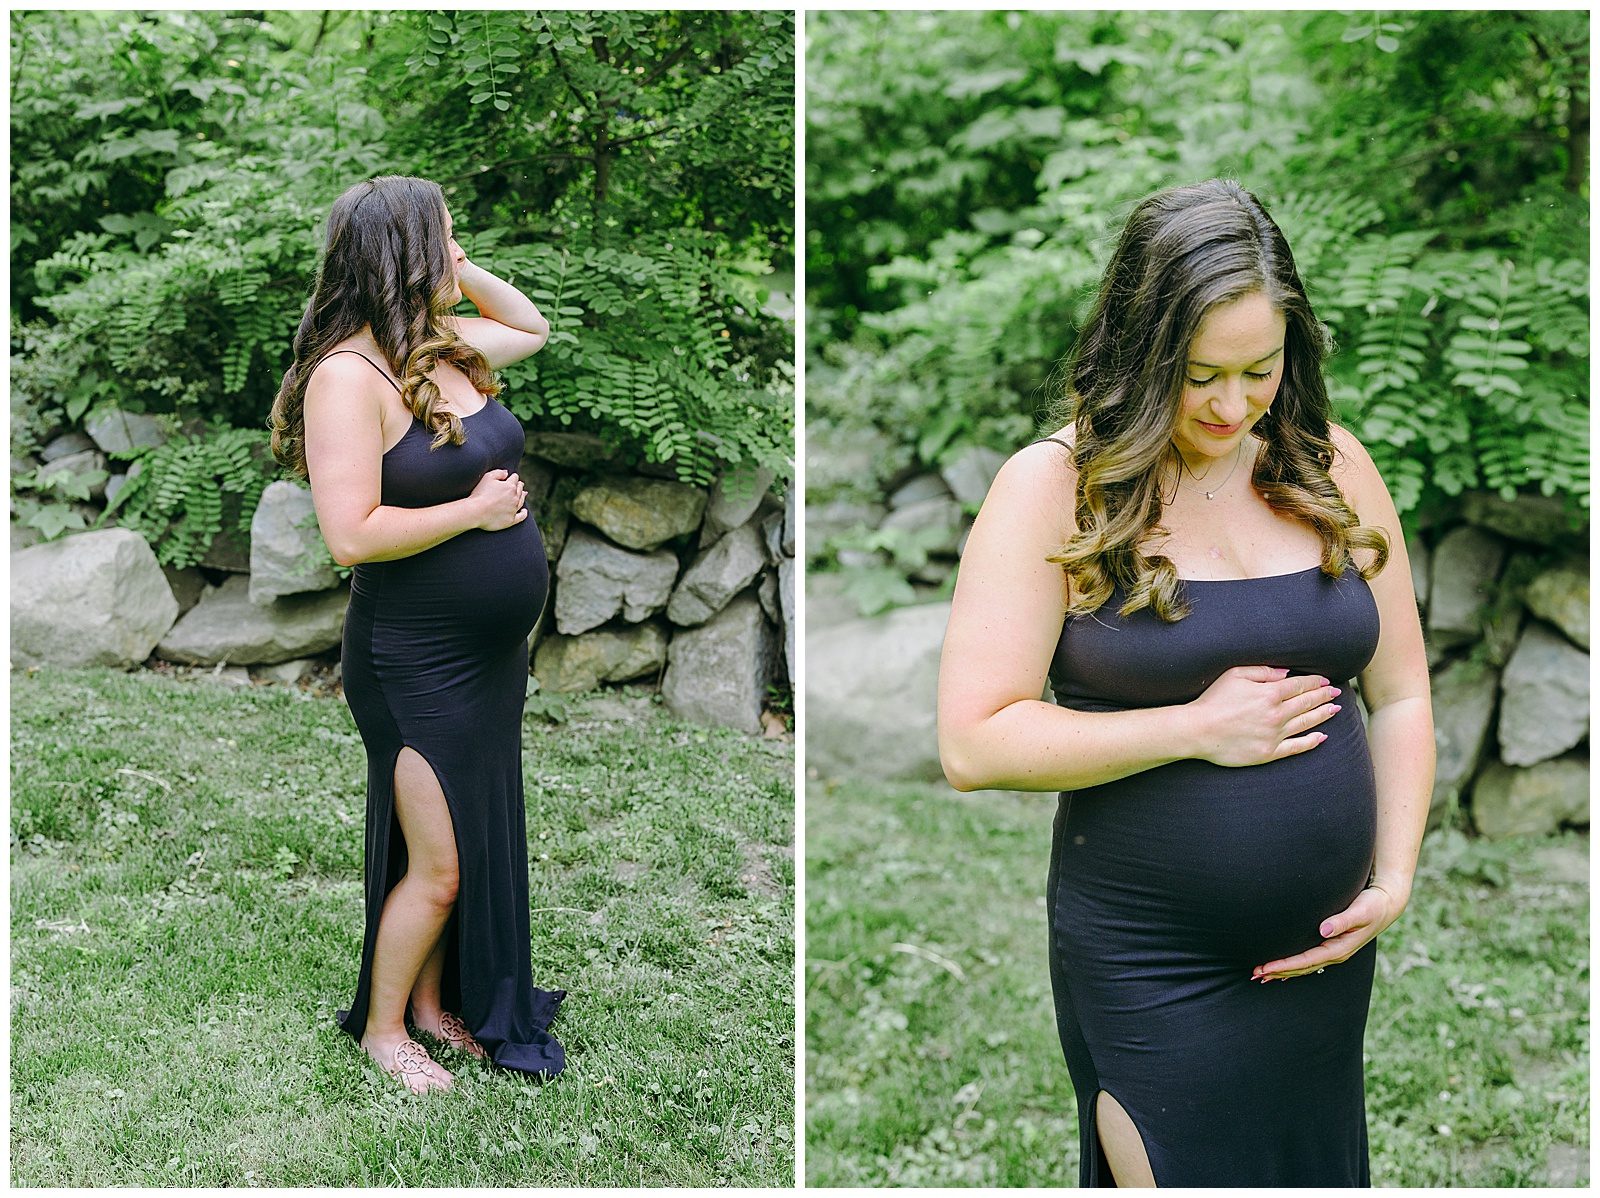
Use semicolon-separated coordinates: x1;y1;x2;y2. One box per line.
807;11;1587;549
13;669;795;1185
807;779;1589;1186
12;9;795;552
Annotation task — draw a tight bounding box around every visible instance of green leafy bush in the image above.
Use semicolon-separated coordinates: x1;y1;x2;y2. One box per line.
103;427;275;568
12;9;795;550
806;10;1588;583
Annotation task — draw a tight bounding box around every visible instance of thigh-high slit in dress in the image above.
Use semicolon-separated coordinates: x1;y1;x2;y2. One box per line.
327;350;565;1077
1047;564;1381;1185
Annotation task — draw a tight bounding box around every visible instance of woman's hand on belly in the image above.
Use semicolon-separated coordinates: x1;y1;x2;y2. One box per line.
1251;882;1407;982
469;468;528;531
1187;665;1344;767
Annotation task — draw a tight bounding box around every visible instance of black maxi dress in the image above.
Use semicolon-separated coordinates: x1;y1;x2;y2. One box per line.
328;349;566;1077
1047;563;1381;1186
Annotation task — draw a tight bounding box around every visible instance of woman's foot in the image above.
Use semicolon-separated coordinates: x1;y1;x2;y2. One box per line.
361;1030;454;1094
410;1006;489;1060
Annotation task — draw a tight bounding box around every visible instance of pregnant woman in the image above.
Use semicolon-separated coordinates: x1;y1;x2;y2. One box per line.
938;180;1435;1185
269;174;564;1093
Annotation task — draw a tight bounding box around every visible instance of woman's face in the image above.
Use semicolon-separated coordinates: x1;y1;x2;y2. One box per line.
442;206;465;305
1172;290;1286;467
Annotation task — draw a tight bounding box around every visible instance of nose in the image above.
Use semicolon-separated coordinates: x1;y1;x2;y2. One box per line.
1209;376;1249;425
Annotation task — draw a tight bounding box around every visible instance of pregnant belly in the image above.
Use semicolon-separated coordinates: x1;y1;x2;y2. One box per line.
1056;703;1377;966
353;514;549;642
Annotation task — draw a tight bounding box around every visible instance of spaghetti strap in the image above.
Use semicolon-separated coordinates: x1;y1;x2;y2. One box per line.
319;348;402;395
1034;437;1072;451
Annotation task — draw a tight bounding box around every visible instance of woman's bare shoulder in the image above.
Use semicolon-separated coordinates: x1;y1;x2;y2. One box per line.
975;426;1079;544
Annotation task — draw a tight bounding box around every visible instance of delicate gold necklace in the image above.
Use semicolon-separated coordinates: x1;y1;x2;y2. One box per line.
1173;442;1243;500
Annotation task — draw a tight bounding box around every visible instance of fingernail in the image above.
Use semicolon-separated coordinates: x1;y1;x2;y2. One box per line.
1330;687;1342;696
1330;705;1342;714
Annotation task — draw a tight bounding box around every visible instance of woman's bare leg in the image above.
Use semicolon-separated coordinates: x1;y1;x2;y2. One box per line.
1098;1090;1157;1187
359;746;460;1092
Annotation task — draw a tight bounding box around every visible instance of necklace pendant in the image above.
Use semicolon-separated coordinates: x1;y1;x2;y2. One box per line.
1205;491;1214;500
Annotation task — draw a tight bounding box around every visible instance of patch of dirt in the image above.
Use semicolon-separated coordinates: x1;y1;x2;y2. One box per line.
1546;1142;1588;1187
737;841;788;899
614;861;644;883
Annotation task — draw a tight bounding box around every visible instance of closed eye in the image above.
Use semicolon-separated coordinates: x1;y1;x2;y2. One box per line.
1187;369;1274;386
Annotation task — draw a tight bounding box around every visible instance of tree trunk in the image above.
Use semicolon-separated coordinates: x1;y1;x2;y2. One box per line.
1565;52;1588;194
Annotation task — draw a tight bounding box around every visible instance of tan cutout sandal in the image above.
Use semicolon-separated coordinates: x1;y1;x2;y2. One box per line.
437;1010;489;1060
383;1037;447;1090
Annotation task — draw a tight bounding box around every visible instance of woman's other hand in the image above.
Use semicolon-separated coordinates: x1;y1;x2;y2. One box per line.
1187;665;1342;767
1252;883;1408;982
470;468;528;531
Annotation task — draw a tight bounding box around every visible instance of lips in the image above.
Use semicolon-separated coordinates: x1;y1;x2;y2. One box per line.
1196;419;1242;436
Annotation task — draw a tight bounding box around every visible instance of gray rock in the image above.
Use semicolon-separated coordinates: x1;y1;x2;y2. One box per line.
570;477;707;552
757;568;780;625
807;571;861;633
1428;658;1501;828
836;547;884;569
516;456;556;511
533;621;669;694
1407;532;1430;611
248;480;338;605
38;449;110;500
807;602;951;781
541;507;572;563
701;466;776;544
667;523;767;626
1525;558;1589;650
1428;525;1506;646
1482;604;1526;668
889;472;952;510
662;591;777;734
1463;490;1581;546
255;658;315;685
11;528;179;668
913;560;955;585
10;520;42;553
1498;622;1590;766
880;495;965;556
156;574;349;666
200;525;251;573
161;564;208;617
12;454;41;479
104;473;130;507
524;431;615;469
762;511;785;565
199;664;254;687
778;556;795;684
553;526;678;635
1472;754;1590;839
805;498;886;552
806;423;894;496
941;445;1007;507
38;431;96;463
783;483;796;557
85;408;169;455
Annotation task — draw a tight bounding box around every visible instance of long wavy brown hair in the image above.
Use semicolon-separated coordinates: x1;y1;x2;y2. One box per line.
268;175;500;478
1045;178;1390;621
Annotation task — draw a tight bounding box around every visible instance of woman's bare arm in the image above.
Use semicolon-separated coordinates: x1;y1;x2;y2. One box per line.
302;354;524;567
452;260;550;368
1334;425;1435;904
1251;424;1435;981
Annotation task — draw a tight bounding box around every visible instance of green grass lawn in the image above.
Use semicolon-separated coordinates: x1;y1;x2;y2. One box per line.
11;666;795;1187
805;778;1589;1188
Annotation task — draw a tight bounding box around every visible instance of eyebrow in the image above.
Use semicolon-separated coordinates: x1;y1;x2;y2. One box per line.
1188;346;1285;370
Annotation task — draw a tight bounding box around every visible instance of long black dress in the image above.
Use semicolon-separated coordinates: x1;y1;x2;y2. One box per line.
327;349;565;1077
1047;564;1381;1186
